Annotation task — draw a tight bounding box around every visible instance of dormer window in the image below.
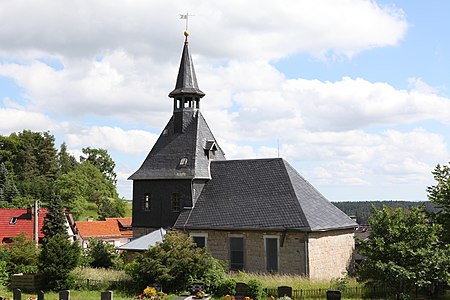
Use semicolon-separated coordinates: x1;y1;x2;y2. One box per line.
9;217;17;225
179;157;188;167
204;140;218;160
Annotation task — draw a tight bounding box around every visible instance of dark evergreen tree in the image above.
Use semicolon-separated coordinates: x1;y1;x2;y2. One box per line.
86;238;118;269
0;162;19;207
39;233;80;290
42;192;67;243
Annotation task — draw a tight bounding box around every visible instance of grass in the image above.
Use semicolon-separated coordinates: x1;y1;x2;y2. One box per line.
225;272;362;290
76;201;132;221
72;266;131;282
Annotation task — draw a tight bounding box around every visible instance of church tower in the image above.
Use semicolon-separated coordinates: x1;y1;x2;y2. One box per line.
129;33;225;236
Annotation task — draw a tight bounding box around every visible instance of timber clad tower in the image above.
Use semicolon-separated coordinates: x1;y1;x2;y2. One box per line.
129;33;226;236
129;33;357;278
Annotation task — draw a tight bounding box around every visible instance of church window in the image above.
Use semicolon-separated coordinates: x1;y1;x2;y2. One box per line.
171;193;181;212
230;236;245;270
191;233;208;248
264;236;279;272
143;193;151;211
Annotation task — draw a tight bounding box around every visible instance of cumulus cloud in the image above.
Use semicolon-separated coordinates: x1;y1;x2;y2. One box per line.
0;104;56;134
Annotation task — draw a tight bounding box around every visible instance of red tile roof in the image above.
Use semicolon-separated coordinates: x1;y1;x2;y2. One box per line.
76;217;133;239
0;208;48;243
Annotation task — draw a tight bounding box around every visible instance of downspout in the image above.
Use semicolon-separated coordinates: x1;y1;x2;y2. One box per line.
34;200;39;246
304;232;309;277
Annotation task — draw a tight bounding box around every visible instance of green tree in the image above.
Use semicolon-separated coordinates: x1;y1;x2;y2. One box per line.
57;142;78;175
96;196;127;219
86;238;120;269
0;233;39;276
127;229;225;293
39;233;81;290
356;206;450;297
80;147;117;185
0;162;19;207
55;161;118;218
427;162;450;244
42;192;67;243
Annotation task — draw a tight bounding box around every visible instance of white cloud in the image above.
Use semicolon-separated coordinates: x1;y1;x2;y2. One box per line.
0;105;56;134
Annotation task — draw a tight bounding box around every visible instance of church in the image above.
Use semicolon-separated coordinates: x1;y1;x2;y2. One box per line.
129;32;357;279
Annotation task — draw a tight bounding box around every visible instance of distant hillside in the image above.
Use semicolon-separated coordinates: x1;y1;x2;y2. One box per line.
332;200;438;225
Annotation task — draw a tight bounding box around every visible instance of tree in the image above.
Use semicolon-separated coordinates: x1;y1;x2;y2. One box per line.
0;162;19;207
96;196;127;219
42;192;67;243
80;147;117;185
0;233;39;276
57;142;77;175
127;230;225;293
427;162;450;244
356;206;450;297
39;233;81;290
86;238;120;269
55;161;118;218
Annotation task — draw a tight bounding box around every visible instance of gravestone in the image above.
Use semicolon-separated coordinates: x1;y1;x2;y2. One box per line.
38;290;45;300
59;290;70;300
0;296;4;300
153;283;162;292
13;288;21;300
235;282;250;300
189;282;205;295
326;290;341;300
277;286;293;298
101;291;113;300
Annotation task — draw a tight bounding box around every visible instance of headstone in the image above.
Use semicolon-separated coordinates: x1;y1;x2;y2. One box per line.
13;288;21;300
59;290;70;300
190;282;205;295
0;296;4;300
38;290;45;300
277;286;293;298
235;282;249;300
326;290;341;300
101;291;113;300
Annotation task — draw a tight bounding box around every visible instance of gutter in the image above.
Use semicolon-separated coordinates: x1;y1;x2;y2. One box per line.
304;231;310;277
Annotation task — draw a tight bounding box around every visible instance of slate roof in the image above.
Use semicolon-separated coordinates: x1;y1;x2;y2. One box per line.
0;208;48;242
118;228;166;251
174;158;357;232
128;111;225;180
169;38;205;98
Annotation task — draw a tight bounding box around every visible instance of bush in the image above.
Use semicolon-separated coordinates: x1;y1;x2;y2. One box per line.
0;232;39;276
86;238;120;269
0;260;8;285
39;233;81;290
127;229;226;293
247;279;263;300
216;278;237;297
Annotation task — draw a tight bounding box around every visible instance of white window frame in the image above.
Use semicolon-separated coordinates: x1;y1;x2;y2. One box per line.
264;235;280;273
190;232;208;248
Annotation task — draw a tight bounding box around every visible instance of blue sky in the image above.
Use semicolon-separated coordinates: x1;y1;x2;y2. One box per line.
1;0;450;201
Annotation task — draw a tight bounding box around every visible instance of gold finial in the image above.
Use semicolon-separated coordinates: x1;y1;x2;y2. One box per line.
184;31;189;37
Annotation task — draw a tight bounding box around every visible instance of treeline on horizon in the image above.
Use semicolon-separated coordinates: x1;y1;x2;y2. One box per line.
332;200;438;225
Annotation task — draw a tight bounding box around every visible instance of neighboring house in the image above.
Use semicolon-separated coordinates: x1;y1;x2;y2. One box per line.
76;217;133;248
0;207;76;243
129;33;358;279
118;228;166;261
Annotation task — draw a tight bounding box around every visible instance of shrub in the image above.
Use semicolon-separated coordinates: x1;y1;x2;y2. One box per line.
127;229;226;293
216;278;237;297
0;232;39;276
0;260;8;285
247;279;263;300
86;238;120;269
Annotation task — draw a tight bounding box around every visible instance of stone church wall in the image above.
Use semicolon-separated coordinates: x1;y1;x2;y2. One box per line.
307;229;354;279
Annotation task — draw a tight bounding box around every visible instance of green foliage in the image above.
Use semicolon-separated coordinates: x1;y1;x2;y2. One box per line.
81;147;117;185
0;162;19;206
356;205;450;296
0;259;9;285
2;130;58;201
247;279;263;300
57;142;78;175
427;162;450;244
127;229;226;293
96;196;127;219
55;161;118;219
0;233;39;276
86;238;120;269
39;233;81;290
215;278;237;296
42;192;68;242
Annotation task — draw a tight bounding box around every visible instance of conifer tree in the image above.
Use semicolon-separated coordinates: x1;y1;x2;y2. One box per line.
42;192;67;243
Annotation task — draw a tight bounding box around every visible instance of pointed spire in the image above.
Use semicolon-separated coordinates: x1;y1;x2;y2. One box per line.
169;32;205;98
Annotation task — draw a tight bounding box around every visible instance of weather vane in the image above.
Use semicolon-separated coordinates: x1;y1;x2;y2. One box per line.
180;12;195;32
